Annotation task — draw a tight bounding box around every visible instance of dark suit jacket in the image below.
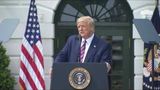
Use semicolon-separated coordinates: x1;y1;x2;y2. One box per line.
54;34;112;65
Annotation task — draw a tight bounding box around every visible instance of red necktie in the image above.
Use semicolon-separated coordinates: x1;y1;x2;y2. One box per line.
80;40;86;63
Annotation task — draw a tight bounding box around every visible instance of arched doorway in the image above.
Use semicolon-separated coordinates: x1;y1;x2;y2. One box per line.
54;0;134;89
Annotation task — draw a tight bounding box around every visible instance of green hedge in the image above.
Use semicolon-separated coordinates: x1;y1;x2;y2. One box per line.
0;43;15;89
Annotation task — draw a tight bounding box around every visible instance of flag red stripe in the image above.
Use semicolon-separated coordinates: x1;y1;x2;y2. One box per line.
33;45;44;68
20;61;38;90
19;76;26;90
22;44;45;89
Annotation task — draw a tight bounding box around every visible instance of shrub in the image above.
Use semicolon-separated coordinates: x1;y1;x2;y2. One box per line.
0;43;15;89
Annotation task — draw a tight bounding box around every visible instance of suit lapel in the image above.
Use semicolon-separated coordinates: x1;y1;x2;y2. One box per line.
84;36;98;62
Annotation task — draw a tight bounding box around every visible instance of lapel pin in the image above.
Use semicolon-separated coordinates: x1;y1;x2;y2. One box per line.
94;45;96;48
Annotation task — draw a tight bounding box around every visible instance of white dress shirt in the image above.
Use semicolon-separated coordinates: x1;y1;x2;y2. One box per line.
81;34;94;63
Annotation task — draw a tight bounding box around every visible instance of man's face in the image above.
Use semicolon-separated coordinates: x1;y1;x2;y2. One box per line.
77;21;93;39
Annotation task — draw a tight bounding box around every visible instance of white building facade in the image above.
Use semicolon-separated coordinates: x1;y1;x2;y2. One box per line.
0;0;156;90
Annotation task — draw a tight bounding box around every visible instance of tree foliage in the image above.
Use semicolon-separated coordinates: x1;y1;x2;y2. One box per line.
0;43;15;89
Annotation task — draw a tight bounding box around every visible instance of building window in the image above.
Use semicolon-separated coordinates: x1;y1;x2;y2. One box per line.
55;0;132;23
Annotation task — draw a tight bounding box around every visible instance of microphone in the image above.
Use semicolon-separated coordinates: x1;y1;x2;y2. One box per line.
77;34;81;63
78;57;80;63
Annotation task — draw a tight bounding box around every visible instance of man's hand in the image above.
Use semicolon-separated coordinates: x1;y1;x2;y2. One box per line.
105;62;111;72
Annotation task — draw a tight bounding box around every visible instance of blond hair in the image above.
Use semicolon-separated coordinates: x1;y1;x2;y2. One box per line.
77;16;95;32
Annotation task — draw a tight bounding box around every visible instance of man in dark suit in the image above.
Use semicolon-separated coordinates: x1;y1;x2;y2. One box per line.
54;16;112;71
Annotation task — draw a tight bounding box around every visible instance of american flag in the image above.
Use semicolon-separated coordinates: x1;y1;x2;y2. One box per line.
19;0;45;90
143;0;160;89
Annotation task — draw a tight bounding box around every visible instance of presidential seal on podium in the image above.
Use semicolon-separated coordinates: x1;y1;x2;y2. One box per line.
69;67;91;89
